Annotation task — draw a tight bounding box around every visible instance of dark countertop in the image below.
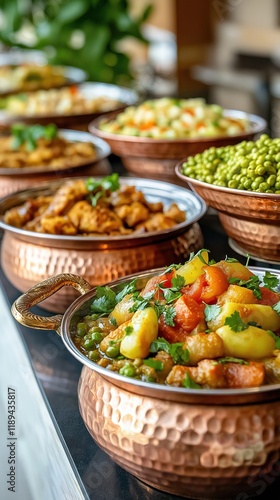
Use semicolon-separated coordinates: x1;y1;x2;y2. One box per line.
1;167;280;500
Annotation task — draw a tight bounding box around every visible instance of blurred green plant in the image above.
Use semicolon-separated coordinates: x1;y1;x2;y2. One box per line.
0;0;153;85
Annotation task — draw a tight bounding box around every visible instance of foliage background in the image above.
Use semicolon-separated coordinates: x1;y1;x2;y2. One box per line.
0;0;152;85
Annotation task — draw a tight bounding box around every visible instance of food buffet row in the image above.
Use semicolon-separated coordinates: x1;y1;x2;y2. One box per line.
1;52;280;500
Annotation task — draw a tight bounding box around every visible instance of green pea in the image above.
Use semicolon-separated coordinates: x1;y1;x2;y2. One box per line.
88;350;100;361
76;322;88;337
90;331;103;343
119;363;136;377
259;182;269;192
106;345;120;358
83;338;96;350
267;175;276;187
255;166;266;176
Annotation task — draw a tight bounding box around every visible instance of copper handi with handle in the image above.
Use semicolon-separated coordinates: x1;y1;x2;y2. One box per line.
11;267;280;500
11;273;92;333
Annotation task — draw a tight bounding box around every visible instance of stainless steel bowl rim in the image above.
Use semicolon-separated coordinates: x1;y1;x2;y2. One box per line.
175;163;280;198
89;109;267;145
0;176;207;244
61;266;280;404
0;129;111;176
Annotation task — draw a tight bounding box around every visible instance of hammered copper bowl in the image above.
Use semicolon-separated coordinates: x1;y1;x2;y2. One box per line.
11;267;280;500
176;162;280;263
0;82;139;131
89;110;266;181
0;177;206;312
0;129;111;198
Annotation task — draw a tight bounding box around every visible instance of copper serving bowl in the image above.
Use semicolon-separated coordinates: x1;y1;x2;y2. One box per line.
11;266;280;499
0;177;206;312
176;162;280;263
0;82;139;131
89;110;266;181
0;129;111;198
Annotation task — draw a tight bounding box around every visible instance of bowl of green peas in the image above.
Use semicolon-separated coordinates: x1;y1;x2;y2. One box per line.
175;134;280;262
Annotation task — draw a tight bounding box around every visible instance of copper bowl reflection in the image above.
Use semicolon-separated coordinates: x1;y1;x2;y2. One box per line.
89;110;266;181
0;177;206;312
0;129;111;198
175;162;280;263
11;266;280;499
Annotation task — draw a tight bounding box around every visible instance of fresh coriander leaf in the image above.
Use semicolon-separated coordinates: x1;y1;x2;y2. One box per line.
182;372;202;389
150;337;189;364
208;259;216;265
150;337;170;354
109;316;117;327
204;303;221;322
165;263;181;273
143;359;164;371
115;278;138;303
171;274;185;289
86;173;120;206
218;357;249;365
224;256;239;263
224;311;248;332
129;293;153;313
90;286;116;314
197;248;210;265
162;305;176;326
124;325;133;336
263;271;280;291
247;321;261;328
267;330;280;349
273;301;280;315
170;343;189;364
228;275;262;299
161;288;181;304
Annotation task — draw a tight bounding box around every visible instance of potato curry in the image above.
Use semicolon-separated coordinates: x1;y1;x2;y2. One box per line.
71;250;280;389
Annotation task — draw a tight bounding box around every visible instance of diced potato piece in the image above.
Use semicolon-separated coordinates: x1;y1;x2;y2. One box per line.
217;285;259;306
183;332;224;365
175;250;209;284
216;325;276;359
99;321;129;353
120;307;158;359
208;302;280;331
109;294;134;326
214;260;254;281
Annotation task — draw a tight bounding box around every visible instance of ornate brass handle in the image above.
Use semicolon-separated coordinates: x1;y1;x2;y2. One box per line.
11;274;92;334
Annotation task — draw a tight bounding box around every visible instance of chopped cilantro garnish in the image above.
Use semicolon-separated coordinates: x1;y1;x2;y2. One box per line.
124;325;133;336
267;330;280;349
150;337;189;364
182;372;202;389
143;359;164;371
196;248;210;265
160;287;181;304
171;274;185;289
109;316;117;327
224;257;239;263
161;305;176;326
11;123;57;151
228;275;262;299
273;301;280;315
217;357;249;365
224;311;248;332
129;293;153;313
90;286;116;314
86;173;120;206
115;278;138;303
204;303;221;322
263;271;280;291
165;263;182;273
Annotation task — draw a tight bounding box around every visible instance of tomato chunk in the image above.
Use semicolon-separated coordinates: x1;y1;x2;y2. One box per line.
158;295;205;343
183;266;228;304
